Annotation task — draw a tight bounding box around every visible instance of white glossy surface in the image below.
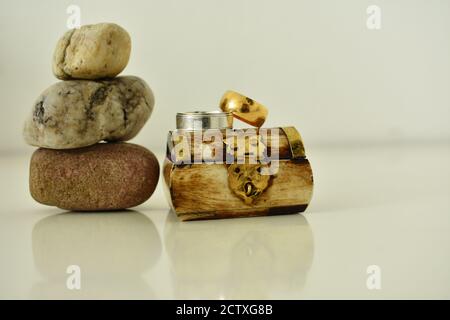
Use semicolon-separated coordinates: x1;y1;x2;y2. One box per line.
0;144;449;299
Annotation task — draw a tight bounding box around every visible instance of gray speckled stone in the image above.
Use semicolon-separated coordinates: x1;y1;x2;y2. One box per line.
23;76;154;149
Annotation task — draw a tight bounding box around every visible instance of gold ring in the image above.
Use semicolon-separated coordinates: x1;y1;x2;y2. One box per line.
219;90;268;127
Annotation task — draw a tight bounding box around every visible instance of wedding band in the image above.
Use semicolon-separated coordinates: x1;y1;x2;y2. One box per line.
220;90;268;127
176;111;233;130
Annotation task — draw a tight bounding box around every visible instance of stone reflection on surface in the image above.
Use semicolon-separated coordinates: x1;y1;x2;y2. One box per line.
31;211;161;299
165;212;314;299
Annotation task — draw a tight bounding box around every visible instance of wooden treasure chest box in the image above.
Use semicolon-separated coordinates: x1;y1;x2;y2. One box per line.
163;92;313;221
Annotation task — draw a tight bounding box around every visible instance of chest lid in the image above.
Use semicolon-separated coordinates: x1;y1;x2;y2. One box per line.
166;126;307;164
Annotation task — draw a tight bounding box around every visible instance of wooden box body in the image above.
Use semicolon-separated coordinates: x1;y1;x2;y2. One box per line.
163;127;313;221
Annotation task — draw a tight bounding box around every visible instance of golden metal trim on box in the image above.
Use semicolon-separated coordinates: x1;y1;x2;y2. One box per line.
281;126;306;159
227;163;271;205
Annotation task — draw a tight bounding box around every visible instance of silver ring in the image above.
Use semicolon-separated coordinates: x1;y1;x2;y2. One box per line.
176;111;233;130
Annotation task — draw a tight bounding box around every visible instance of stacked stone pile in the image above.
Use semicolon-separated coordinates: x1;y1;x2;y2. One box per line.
23;23;159;211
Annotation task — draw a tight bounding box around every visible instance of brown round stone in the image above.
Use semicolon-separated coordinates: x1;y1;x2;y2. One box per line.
30;143;159;211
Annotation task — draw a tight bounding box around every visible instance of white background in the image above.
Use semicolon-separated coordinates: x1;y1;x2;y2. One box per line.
0;0;449;152
0;0;449;299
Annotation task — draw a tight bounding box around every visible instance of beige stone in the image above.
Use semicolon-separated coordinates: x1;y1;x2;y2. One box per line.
53;23;131;80
23;76;154;149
